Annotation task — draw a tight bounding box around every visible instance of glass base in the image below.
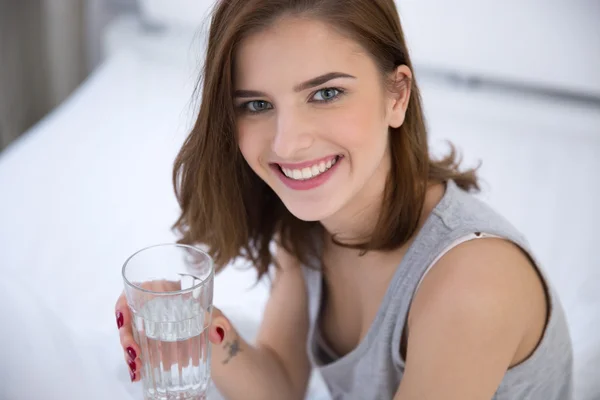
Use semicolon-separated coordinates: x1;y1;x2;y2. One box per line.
144;391;207;400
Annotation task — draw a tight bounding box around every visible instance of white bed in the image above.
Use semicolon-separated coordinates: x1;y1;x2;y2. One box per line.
1;3;599;400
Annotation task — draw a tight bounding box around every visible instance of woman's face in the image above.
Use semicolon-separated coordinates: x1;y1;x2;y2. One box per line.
234;17;410;225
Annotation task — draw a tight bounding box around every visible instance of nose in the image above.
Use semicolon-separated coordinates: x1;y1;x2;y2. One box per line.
271;108;314;159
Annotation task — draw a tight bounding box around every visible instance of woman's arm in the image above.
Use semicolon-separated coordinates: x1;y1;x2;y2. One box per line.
393;238;548;400
207;243;312;400
116;244;311;400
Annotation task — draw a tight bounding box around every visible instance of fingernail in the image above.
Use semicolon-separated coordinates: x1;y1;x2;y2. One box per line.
128;358;136;373
216;327;225;342
126;347;137;359
130;370;135;382
116;311;124;329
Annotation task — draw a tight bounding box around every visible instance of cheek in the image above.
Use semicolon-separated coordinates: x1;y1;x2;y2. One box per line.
237;122;271;170
327;103;387;150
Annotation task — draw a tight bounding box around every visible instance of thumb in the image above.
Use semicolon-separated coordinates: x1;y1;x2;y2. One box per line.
208;306;232;345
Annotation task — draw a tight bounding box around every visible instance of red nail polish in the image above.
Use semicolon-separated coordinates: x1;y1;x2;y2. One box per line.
130;370;135;382
116;311;124;329
126;347;137;360
216;327;225;341
128;358;136;373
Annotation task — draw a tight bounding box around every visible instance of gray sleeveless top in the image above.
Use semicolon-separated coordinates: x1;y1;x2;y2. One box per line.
302;180;573;400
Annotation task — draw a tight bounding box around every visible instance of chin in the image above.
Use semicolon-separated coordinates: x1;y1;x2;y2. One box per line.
280;197;338;222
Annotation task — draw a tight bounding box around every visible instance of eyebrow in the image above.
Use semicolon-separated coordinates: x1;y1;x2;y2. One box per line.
293;72;356;92
233;72;356;98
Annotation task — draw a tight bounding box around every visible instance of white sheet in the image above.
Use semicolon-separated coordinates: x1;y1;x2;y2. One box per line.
1;39;599;399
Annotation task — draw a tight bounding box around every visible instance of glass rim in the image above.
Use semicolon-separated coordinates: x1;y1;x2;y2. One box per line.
122;243;214;296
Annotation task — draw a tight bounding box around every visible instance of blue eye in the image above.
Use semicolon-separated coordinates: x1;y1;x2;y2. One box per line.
245;100;273;113
312;88;342;102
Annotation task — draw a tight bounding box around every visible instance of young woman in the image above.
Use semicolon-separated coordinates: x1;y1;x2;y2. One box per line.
115;0;573;398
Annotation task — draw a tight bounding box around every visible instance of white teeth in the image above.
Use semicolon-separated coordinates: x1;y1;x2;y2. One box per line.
301;167;312;179
280;156;339;181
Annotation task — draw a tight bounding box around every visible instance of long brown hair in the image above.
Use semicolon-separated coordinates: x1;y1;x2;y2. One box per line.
172;0;479;278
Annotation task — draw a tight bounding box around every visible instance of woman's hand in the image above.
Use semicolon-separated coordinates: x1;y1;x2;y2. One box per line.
114;282;232;382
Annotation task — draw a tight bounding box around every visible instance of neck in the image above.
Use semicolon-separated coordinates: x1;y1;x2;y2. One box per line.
321;191;384;245
320;156;390;245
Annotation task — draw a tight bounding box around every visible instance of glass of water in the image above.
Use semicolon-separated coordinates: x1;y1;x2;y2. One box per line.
122;243;214;400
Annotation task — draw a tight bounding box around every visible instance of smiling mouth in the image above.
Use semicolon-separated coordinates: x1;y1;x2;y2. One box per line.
275;155;342;181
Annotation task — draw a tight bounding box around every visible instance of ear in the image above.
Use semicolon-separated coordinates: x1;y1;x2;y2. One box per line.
387;65;412;129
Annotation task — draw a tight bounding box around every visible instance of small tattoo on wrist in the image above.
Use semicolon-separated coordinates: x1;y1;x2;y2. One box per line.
222;336;242;365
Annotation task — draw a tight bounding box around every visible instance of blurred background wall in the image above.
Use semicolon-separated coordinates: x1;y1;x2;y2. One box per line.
0;0;137;151
1;0;599;153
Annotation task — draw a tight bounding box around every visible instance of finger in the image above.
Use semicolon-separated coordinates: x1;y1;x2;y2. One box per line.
114;291;130;330
208;313;232;345
161;338;177;372
120;329;142;382
123;350;142;382
139;279;182;292
119;325;140;360
190;331;201;367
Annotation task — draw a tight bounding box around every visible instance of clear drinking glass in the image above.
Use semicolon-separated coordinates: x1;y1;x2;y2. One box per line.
122;243;214;400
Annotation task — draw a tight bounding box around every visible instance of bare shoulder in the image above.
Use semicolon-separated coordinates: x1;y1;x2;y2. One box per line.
394;238;549;398
408;237;548;363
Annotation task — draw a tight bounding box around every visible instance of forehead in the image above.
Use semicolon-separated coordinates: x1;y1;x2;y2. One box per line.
234;17;375;87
